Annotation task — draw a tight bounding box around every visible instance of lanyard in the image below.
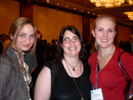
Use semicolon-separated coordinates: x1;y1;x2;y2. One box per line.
94;57;99;89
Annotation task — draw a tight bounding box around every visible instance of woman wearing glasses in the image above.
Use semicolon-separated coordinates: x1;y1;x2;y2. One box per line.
34;26;92;100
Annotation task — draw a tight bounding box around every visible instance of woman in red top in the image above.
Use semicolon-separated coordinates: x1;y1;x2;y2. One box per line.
88;15;133;100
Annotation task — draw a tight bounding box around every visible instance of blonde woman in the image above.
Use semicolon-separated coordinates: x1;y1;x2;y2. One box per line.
0;17;37;100
88;15;133;100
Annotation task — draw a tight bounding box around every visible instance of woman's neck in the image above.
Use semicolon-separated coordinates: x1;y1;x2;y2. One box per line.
64;55;79;65
99;44;114;56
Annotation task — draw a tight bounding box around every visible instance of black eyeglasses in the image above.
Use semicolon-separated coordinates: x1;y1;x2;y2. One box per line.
63;36;80;44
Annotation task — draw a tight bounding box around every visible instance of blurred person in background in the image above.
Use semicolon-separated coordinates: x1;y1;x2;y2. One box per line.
125;34;133;55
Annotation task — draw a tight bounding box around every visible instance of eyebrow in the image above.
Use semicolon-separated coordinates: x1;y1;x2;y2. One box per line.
19;32;35;35
97;27;115;29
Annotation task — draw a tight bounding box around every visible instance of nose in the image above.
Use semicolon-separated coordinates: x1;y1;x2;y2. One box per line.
70;39;74;45
104;31;108;37
26;36;30;44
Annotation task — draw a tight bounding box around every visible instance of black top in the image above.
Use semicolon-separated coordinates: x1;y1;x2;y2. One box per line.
44;58;92;100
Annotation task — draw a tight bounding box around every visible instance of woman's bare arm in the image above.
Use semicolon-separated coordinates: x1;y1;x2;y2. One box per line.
34;66;51;100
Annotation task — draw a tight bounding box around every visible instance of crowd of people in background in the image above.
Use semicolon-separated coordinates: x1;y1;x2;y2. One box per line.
0;31;133;78
1;32;132;64
0;15;133;100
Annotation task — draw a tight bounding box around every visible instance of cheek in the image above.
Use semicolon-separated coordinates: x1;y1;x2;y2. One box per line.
78;43;81;49
30;38;35;44
16;37;23;43
109;33;116;39
95;32;102;37
62;44;68;50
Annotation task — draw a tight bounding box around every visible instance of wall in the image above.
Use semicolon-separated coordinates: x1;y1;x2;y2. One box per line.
0;0;20;35
0;0;132;44
90;18;95;42
33;5;82;43
117;25;132;44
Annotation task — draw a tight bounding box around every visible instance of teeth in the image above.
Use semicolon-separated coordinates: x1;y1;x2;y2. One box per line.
102;39;107;41
69;47;76;50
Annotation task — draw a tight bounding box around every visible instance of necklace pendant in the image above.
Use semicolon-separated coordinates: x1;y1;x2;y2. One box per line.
81;97;84;100
73;68;75;71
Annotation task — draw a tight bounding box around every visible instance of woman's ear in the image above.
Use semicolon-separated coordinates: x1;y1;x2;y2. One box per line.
92;30;95;37
10;34;13;40
114;31;117;37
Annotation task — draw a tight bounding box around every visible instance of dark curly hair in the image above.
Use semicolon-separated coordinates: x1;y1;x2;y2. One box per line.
56;25;87;60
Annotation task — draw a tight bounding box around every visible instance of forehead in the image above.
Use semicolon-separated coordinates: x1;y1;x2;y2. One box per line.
96;18;115;28
63;30;77;38
19;24;35;33
21;24;33;30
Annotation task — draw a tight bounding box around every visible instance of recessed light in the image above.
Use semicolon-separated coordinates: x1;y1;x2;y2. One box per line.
81;10;83;12
93;13;95;15
85;2;87;4
66;5;68;7
87;12;89;13
47;0;49;2
57;3;59;5
74;8;76;10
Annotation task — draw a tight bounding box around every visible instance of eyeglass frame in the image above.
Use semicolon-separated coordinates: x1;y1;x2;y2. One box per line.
63;36;80;44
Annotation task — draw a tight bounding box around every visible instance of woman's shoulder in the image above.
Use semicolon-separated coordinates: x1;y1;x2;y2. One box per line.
42;61;53;70
42;58;61;70
114;45;132;59
0;51;13;75
88;51;98;62
119;51;133;62
0;51;12;65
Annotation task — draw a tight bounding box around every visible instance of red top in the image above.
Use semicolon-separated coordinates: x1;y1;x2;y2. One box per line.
88;45;133;100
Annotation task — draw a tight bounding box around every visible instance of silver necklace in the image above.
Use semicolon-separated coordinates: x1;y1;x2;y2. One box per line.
98;45;114;60
98;45;114;69
65;59;84;100
64;59;80;71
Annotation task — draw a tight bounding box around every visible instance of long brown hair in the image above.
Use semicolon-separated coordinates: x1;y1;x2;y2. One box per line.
9;17;37;55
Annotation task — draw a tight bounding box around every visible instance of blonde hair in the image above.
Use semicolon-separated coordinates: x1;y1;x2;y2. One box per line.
9;17;37;55
93;15;117;50
93;15;117;31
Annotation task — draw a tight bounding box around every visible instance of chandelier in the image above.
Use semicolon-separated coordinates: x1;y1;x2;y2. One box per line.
90;0;133;8
124;11;133;20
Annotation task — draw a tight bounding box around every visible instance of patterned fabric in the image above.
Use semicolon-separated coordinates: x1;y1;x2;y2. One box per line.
15;51;32;99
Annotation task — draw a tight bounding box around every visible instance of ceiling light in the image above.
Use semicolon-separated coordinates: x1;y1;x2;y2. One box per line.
87;12;90;13
47;0;49;3
81;10;83;12
74;8;76;10
124;11;133;20
90;0;133;8
66;5;68;7
57;3;59;5
127;0;133;5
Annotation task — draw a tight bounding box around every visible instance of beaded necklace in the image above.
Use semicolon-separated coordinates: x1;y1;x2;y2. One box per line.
64;59;80;71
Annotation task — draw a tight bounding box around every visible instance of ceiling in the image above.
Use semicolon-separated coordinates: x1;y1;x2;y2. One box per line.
34;0;133;27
